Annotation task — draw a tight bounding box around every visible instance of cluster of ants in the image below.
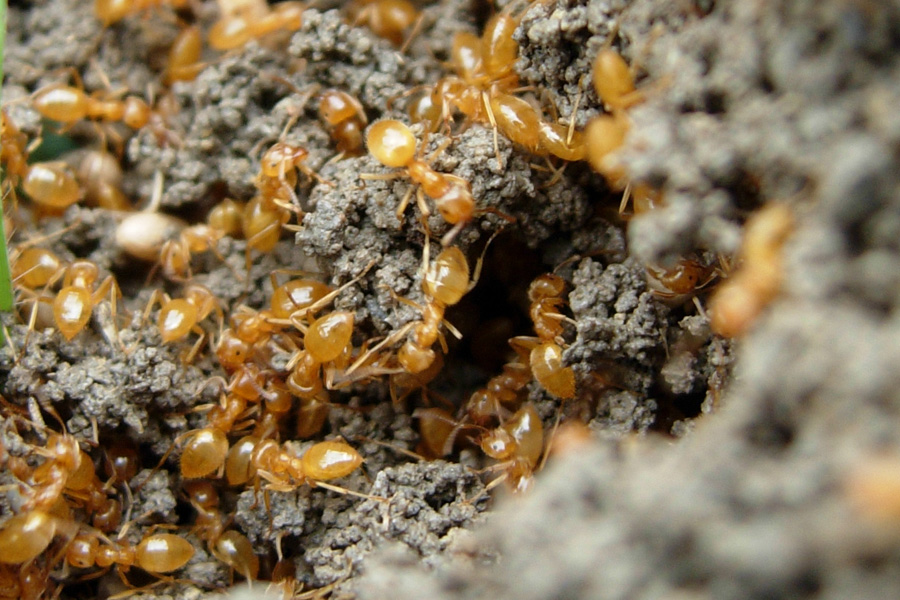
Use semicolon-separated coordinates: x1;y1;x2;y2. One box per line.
0;0;797;597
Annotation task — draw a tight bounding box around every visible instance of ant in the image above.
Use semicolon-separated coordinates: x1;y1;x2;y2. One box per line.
33;82;152;130
269;278;332;321
242;140;324;273
0;560;56;600
286;310;355;400
414;406;458;459
414;402;545;494
22;162;82;212
64;529;195;577
709;203;794;338
1;110;31;192
462;273;574;431
645;258;716;302
164;25;205;85
12;247;66;292
477;402;544;494
78;148;131;211
408;1;585;166
0;508;193;577
522;273;576;400
585;41;646;188
464;340;532;426
184;480;259;580
180;392;252;479
142;284;224;361
94;0;189;26
208;1;304;51
3;410;124;532
374;244;472;376
11;246;68;339
318;89;368;157
52;260;122;342
158;221;230;281
363;119;474;243
347;0;420;47
222;436;364;495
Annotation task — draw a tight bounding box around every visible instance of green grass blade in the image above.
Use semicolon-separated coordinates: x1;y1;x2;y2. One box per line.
0;0;14;314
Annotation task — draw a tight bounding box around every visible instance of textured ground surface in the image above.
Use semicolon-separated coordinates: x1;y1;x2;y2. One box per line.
3;0;900;598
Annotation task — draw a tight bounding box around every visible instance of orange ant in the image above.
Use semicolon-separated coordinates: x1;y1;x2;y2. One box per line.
33;82;152;130
10;247;68;337
241;140;325;273
0;560;56;600
1;110;31;192
464;340;532;426
164;26;205;85
709;203;794;338
414;406;458;459
285;310;356;400
585;42;645;188
223;436;364;496
179;393;254;479
347;0;420;47
2;409;124;532
22;162;82;212
592;48;644;111
522;273;576;399
393;244;471;375
52;260;122;342
63;528;195;583
142;284;224;361
318;89;368;157
12;247;66;292
159;222;231;281
103;436;142;485
477;402;544;494
184;480;260;580
77;148;131;211
407;1;585;166
208;1;304;51
415;402;545;494
269;278;332;322
645;258;716;302
115;182;241;280
363;119;474;243
0;487;186;576
462;273;574;431
94;0;189;26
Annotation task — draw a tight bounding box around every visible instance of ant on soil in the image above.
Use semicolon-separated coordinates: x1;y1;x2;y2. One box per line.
363;119;474;244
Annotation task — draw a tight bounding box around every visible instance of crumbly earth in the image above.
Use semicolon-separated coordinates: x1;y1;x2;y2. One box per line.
3;0;899;599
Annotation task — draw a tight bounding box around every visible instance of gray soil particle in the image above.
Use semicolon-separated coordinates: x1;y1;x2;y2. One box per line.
567;257;668;375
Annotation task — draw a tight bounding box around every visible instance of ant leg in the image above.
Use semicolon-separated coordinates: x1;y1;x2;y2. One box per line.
619;181;633;215
182;326;207;365
92;276;125;350
395;186;415;223
139;288;168;330
414;190;434;236
481;91;503;170
398;11;426;55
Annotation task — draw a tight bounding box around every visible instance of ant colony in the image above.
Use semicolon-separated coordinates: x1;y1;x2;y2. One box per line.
0;0;759;597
